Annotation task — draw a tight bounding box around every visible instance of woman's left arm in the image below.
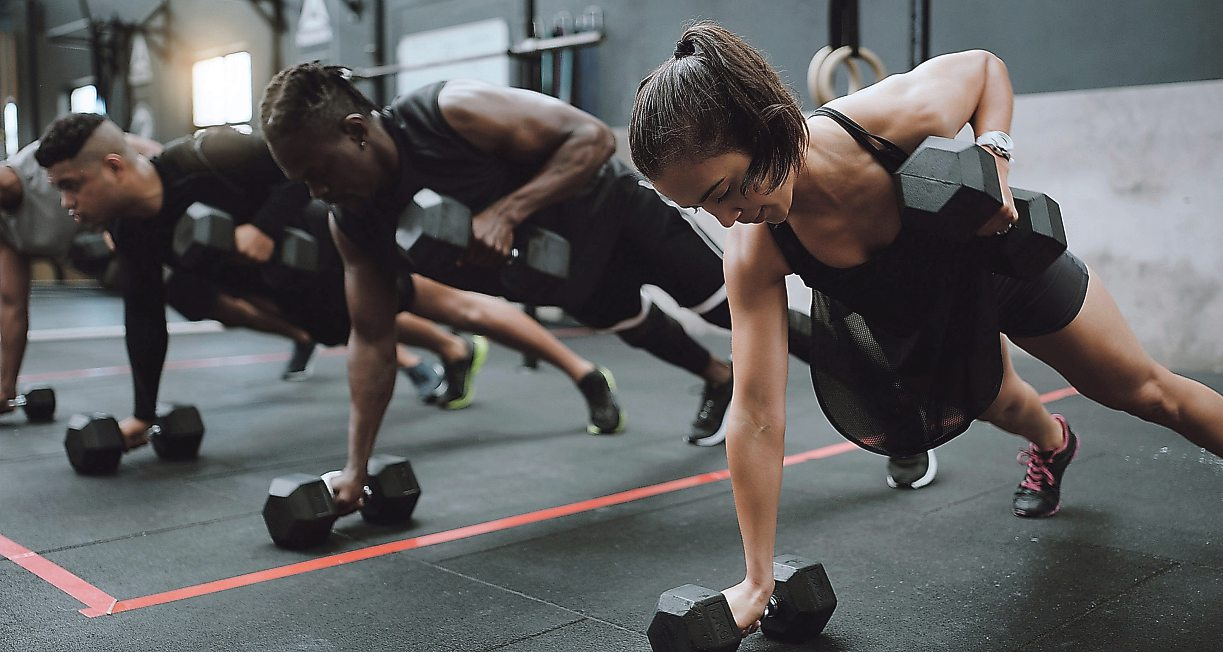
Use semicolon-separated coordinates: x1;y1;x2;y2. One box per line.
834;50;1018;231
833;50;1014;151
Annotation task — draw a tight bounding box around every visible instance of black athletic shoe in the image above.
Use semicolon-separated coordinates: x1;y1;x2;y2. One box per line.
886;450;939;489
435;335;488;410
577;366;626;435
687;372;733;446
281;341;318;382
402;361;446;403
1013;414;1080;518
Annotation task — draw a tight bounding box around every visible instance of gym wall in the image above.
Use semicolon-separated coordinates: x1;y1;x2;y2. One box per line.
10;0;1220;152
4;0;1221;370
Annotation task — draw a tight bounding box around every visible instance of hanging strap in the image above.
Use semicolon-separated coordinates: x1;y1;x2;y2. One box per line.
811;107;909;172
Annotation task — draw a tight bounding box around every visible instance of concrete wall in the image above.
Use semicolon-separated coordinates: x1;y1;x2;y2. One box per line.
1008;79;1223;372
528;0;1223;126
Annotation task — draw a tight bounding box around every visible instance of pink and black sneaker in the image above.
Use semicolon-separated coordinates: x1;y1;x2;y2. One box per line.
1013;414;1080;518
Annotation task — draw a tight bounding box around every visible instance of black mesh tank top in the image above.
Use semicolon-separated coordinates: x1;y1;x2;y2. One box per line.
770;107;1002;456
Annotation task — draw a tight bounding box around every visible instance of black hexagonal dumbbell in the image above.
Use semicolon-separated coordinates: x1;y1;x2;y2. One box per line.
396;193;571;293
647;584;742;652
67;232;126;289
647;554;836;652
262;454;422;549
63;404;206;475
894;136;1067;278
759;554;837;642
67;232;113;277
4;387;56;422
173;203;319;272
979;187;1067;279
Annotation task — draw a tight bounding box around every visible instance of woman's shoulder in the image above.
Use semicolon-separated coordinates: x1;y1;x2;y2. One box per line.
726;223;790;284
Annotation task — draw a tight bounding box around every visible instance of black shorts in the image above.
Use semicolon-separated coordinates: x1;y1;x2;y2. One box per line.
166;263;354;347
570;184;725;329
992;250;1090;338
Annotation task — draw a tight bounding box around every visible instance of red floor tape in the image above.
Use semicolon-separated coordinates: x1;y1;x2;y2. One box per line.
2;384;1079;618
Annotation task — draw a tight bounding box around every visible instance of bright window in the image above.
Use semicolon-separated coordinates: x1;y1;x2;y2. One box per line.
69;85;106;114
4;102;17;157
192;51;252;127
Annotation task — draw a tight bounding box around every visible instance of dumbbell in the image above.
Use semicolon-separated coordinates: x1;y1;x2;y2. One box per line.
262;454;422;549
63;404;206;475
4;387;56;422
894;136;1067;278
67;232;113;276
172;203;320;272
646;554;837;652
396;193;571;291
67;232;125;289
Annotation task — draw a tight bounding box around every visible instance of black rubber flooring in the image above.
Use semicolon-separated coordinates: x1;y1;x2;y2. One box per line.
1;287;1220;651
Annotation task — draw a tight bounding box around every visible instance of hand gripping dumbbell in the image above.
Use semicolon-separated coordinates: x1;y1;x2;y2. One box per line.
262;454;422;549
893;136;1067;278
63;404;206;475
67;232;113;277
172;203;320;272
67;232;125;289
4;387;56;422
646;554;837;652
396;193;571;292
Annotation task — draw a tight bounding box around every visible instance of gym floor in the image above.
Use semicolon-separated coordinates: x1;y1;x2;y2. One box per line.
1;286;1220;652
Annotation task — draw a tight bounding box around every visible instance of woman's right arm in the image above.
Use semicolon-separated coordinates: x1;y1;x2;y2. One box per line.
722;223;794;628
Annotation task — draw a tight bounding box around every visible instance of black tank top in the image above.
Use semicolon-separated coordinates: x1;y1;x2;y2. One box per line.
770;108;1002;456
334;81;635;306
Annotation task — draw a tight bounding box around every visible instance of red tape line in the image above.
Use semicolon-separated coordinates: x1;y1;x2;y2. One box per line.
107;441;859;615
3;387;1079;618
0;534;116;616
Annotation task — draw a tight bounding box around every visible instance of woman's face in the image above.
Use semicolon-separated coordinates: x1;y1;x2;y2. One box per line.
269;131;382;208
651;151;794;228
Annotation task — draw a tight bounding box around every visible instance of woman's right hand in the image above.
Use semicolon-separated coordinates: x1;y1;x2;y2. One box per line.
723;579;775;637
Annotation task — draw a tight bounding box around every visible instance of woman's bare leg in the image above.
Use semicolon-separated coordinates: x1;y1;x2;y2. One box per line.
1015;273;1223;456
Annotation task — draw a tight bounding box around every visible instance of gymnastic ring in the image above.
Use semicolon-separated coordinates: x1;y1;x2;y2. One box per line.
807;45;862;106
815;45;887;105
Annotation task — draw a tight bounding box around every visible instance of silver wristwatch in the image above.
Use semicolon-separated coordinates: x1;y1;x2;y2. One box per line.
975;130;1014;161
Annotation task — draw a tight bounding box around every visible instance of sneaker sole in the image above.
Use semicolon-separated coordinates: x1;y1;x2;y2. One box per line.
687;417;729;447
280;366;314;382
441;336;489;411
1013;503;1062;518
587;412;626;435
885;450;939;489
586;367;627;435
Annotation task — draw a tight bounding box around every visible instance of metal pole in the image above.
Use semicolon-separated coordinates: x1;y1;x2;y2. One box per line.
920;0;931;63
520;0;541;370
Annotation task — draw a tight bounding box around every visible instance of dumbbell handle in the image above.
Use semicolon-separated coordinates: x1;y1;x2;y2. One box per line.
320;470;373;498
5;394;30;408
763;595;779;619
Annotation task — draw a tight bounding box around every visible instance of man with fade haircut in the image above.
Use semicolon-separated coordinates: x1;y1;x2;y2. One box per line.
1;133;161;418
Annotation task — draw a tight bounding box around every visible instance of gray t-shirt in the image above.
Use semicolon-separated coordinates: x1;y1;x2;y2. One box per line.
0;141;80;257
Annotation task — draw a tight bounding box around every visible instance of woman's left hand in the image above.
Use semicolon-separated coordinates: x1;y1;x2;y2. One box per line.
976;155;1018;237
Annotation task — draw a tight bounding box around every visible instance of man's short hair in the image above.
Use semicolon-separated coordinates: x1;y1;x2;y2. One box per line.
35;113;107;168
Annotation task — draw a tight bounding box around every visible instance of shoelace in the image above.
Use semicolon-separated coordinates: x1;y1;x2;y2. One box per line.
1017;446;1056;492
